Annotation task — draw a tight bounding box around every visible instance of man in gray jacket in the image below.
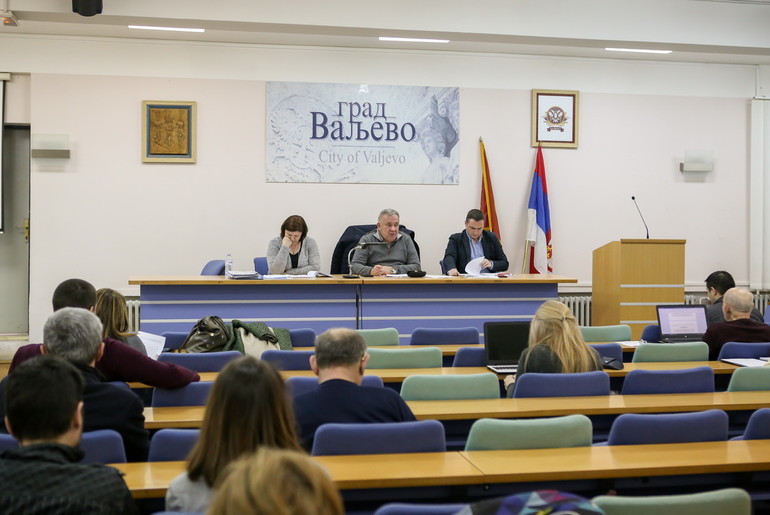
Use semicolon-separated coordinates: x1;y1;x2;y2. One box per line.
350;208;421;276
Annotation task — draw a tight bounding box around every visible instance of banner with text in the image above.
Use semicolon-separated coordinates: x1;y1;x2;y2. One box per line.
266;82;459;184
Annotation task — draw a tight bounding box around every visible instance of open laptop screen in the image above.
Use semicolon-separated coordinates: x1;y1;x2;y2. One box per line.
483;321;531;365
656;305;708;342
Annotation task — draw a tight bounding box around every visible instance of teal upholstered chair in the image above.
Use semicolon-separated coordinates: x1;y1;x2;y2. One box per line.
579;324;631;343
400;373;500;401
593;487;751;515
631;342;709;362
727;366;770;391
366;347;442;368
357;328;400;346
465;414;593;451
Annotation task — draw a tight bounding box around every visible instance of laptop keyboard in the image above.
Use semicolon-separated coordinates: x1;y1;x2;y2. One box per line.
487;365;518;374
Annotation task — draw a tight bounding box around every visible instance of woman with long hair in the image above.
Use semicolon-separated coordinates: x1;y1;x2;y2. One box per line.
266;214;321;275
165;356;302;512
94;288;146;355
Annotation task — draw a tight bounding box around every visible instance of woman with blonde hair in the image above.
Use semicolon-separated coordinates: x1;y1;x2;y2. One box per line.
505;300;602;397
94;288;146;355
166;356;302;512
208;448;344;515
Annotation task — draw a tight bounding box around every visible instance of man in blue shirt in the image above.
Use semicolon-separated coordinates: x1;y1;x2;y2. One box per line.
442;209;509;275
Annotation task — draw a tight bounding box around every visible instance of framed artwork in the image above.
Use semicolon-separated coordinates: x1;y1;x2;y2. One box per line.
142;100;197;163
531;90;579;148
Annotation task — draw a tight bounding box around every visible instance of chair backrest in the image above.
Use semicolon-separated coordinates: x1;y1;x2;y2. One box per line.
286;375;384;398
452;347;487;367
152;382;214;407
289;328;316;347
0;434;18;453
200;259;225;276
80;429;127;464
261;350;314;370
158;351;242;372
640;324;662;343
357;328;400;346
735;408;770;440
330;224;419;274
765;307;770;324
148;429;200;461
717;341;770;360
593;487;751;515
512;371;610;398
588;343;623;362
465;415;593;451
311;420;446;456
400;373;500;400
367;347;443;368
253;256;268;275
160;331;189;351
620;366;715;395
375;503;468;515
632;342;709;362
607;409;728;445
727;366;770;391
579;324;631;343
409;327;480;346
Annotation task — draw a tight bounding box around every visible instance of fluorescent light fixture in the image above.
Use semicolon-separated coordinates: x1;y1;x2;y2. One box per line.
379;36;449;44
129;25;205;33
605;47;672;54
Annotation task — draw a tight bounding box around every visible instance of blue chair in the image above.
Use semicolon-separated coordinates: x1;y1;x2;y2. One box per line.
513;371;610;398
261;350;314;370
200;259;225;276
152;382;213;407
452;346;486;367
253;256;268;275
733;408;770;440
607;410;728;446
765;308;770;324
589;343;623;362
148;429;200;461
80;429;127;464
620;367;714;395
0;434;18;453
375;503;468;515
158;351;241;372
286;376;384;398
410;327;480;346
311;420;446;456
641;324;662;343
289;328;316;347
717;341;770;360
161;331;189;352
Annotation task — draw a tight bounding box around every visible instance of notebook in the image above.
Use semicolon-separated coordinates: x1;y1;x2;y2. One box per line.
483;321;531;374
656;305;708;343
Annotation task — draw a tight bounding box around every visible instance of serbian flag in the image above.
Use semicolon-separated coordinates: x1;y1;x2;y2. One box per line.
479;138;501;239
526;146;552;274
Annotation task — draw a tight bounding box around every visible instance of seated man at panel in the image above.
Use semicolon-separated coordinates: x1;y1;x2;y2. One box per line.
702;287;770;360
0;355;138;514
442;208;509;276
10;278;199;388
705;270;763;325
350;208;421;276
293;328;416;449
0;308;150;461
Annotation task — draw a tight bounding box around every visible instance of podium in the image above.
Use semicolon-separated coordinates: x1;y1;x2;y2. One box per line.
592;239;685;339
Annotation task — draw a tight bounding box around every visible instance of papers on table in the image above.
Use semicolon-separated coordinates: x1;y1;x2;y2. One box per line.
720;358;769;368
618;340;644;347
464;257;485;276
261;274;289;279
227;270;263;279
137;331;165;360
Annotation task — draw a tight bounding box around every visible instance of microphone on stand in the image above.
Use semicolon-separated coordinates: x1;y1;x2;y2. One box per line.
631;195;650;239
344;241;391;278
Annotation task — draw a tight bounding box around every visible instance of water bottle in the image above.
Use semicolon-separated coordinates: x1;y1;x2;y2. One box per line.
225;253;233;275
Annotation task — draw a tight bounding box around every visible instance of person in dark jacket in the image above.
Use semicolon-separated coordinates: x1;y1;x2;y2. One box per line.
442;209;508;275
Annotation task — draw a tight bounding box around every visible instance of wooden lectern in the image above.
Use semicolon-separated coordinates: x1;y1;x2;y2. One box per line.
592;239;685;340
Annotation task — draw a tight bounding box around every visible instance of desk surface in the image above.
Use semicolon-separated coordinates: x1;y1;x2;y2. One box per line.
296;343;637;356
129;274;577;286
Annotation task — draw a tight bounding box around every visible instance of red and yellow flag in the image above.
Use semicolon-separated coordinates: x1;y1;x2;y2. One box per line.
479;138;501;239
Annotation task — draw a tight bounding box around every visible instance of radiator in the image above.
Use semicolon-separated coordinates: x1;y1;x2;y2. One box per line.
126;300;140;333
559;296;591;326
755;292;770;316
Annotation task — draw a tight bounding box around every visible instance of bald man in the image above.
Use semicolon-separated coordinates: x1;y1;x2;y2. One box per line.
702;288;770;360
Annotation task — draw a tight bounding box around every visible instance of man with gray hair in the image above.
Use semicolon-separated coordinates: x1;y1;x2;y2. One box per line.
702;288;770;360
0;308;149;461
293;328;415;449
350;208;421;276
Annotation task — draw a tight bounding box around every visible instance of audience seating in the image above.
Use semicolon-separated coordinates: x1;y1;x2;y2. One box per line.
285;376;384;398
400;373;500;401
593;487;751;515
588;342;623;362
160;331;188;352
261;350;314;370
311;420;446;456
151;382;213;407
158;351;241;372
717;341;770;360
606;410;728;446
374;503;468;515
512;371;610;398
289;328;316;347
357;328;400;346
253;256;268;275
200;259;225;276
764;308;770;324
640;324;662;343
367;347;443;369
733;408;770;440
620;367;715;395
465;415;593;451
579;324;631;342
727;367;770;391
632;342;709;362
80;429;127;464
148;429;200;461
409;327;479;346
452;347;486;367
0;434;17;453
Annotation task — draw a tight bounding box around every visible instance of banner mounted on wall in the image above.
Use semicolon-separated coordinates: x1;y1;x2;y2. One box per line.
266;82;459;184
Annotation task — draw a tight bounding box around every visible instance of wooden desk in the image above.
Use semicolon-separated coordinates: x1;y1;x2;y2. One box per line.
294;344;482;356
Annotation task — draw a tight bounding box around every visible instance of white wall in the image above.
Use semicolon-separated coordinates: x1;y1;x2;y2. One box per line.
1;36;757;340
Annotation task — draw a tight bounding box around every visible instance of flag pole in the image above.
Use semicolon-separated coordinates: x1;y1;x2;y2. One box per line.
521;242;530;274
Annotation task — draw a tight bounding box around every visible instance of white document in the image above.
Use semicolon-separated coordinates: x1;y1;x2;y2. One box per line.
720;358;768;368
464;257;485;276
262;274;290;279
137;331;166;360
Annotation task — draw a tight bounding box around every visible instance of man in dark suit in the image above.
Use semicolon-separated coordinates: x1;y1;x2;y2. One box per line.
704;270;763;325
442;209;509;275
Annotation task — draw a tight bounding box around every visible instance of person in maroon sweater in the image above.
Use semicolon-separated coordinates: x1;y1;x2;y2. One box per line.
10;278;199;388
702;287;770;360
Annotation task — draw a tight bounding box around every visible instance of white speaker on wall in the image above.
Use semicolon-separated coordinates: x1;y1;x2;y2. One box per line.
30;134;70;159
679;150;713;173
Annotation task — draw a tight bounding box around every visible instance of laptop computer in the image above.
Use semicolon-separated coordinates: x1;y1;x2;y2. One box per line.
483;321;531;374
656;304;708;343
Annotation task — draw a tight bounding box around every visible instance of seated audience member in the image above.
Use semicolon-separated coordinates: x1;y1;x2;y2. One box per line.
442;208;509;276
165;356;302;513
293;328;416;449
208;448;343;515
267;215;321;275
95;288;147;355
0;356;138;514
505;300;602;397
702;287;770;360
350;208;421;276
10;278;199;388
0;308;150;461
705;270;763;325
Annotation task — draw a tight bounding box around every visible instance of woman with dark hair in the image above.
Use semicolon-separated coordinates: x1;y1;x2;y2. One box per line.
165;356;302;512
94;288;146;355
266;214;321;275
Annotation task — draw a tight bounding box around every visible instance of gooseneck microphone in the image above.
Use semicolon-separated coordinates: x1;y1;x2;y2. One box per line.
631;195;650;239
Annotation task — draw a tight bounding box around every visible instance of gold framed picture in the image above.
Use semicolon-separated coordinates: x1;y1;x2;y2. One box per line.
531;90;579;148
142;100;197;163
